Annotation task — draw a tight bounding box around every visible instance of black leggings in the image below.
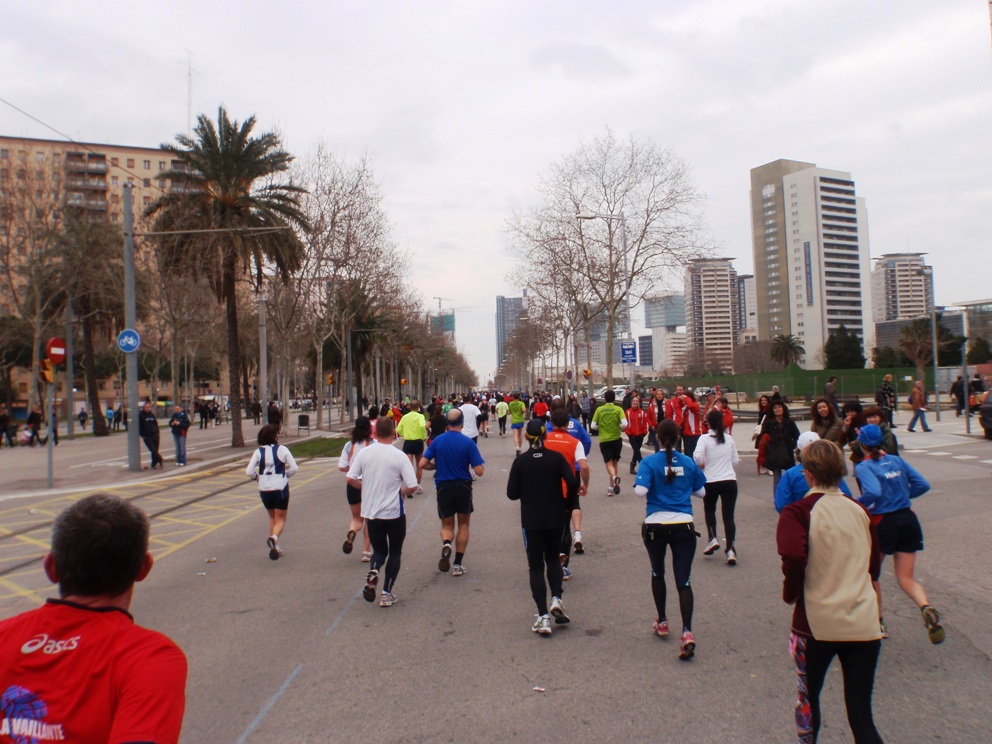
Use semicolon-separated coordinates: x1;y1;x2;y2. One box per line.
796;636;882;743
641;523;696;631
523;526;564;616
498;416;507;434
367;516;407;593
628;434;645;465
703;480;738;550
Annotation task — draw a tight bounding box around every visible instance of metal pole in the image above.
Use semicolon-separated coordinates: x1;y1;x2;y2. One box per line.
963;343;972;435
47;378;54;488
123;186;141;471
65;300;75;440
931;306;941;422
259;294;268;406
618;213;636;392
346;330;354;422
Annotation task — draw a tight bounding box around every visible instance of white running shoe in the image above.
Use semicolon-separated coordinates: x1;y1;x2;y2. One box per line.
550;596;570;625
532;614;552;635
703;537;720;556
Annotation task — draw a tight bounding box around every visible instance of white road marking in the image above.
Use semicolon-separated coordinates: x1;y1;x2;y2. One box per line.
928;452;952;457
981;460;992;465
953;455;979;460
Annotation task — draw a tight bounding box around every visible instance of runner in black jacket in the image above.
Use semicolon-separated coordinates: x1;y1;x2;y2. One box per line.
506;419;579;635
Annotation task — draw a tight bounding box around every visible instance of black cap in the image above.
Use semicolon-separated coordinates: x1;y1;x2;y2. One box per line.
525;419;546;438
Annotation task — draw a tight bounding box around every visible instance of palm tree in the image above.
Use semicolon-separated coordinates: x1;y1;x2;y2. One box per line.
147;107;308;447
770;334;805;368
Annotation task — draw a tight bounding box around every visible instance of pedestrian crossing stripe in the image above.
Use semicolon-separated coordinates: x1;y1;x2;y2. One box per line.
982;460;992;465
928;452;951;456
903;450;927;454
953;455;979;460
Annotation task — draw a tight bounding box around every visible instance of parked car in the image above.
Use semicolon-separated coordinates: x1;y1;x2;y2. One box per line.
592;385;630;401
979;390;992;440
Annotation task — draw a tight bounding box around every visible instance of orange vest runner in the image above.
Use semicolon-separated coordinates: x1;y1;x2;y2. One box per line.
544;429;578;498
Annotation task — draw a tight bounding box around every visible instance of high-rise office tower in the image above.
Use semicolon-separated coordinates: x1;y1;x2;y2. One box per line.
737;274;758;344
749;159;874;368
496;295;524;369
871;253;933;322
685;258;740;373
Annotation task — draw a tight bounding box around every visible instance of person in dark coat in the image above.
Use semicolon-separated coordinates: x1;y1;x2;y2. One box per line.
138;402;163;469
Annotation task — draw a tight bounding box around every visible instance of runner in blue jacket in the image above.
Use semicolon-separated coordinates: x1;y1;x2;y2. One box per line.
854;424;944;644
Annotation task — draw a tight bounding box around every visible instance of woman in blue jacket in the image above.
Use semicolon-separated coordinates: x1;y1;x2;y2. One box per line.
854;424;944;644
635;419;706;660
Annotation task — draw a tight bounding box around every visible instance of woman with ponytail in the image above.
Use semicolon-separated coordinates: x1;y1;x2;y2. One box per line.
854;425;944;645
693;408;741;564
634;419;706;660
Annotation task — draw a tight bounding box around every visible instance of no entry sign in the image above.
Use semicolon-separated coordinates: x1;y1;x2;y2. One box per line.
46;337;67;365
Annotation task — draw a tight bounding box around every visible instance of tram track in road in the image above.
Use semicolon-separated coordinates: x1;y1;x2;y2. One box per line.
0;455;336;580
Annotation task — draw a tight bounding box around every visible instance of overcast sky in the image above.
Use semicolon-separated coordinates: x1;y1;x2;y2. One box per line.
3;0;990;382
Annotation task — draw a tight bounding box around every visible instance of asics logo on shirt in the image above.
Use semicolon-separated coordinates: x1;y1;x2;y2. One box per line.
20;634;80;655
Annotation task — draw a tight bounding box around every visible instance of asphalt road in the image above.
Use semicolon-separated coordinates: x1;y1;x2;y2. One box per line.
2;419;990;742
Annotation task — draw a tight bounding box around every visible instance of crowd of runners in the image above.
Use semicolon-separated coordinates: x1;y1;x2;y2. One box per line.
241;383;948;743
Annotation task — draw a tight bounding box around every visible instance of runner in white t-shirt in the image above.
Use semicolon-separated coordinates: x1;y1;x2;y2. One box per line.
346;417;418;607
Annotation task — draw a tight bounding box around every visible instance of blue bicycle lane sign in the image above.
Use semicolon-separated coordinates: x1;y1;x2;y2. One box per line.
117;328;142;353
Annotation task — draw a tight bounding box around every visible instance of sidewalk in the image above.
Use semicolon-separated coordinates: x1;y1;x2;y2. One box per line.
0;412;353;500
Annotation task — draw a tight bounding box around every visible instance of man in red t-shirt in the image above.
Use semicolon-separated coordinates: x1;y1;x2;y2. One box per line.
0;493;187;743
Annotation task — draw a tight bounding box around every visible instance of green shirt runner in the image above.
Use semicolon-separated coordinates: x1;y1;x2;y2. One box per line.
508;399;527;425
592;403;625;442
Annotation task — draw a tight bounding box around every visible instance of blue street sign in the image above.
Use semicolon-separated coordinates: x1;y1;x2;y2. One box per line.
117;329;141;353
620;340;637;364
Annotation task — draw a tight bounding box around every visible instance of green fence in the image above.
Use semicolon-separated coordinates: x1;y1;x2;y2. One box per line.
647;365;925;403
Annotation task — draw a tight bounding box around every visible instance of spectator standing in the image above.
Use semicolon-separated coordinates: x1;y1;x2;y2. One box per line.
760;401;800;490
251;398;263;425
875;374;897;428
168;404;191;466
824;376;839;414
906;380;932;433
77;406;88;431
138;402;163;469
578;390;591;429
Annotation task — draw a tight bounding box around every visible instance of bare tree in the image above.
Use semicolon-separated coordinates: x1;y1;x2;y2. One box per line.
508;129;709;387
0;150;68;410
291;147;408;425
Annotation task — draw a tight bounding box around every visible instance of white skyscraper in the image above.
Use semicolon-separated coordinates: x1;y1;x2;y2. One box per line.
871;253;933;322
750;160;874;368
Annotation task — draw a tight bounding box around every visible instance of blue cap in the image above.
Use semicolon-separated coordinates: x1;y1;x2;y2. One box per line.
858;424;884;448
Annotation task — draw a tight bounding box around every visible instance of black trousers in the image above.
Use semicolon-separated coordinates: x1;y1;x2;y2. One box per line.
367;515;407;593
703;480;738;550
797;636;882;743
524;526;564;616
142;435;163;467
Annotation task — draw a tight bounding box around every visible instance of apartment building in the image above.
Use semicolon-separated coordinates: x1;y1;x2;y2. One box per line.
685;257;740;373
872;253;933;322
750;159;874;368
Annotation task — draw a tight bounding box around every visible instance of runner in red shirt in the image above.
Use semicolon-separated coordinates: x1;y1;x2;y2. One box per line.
0;494;186;743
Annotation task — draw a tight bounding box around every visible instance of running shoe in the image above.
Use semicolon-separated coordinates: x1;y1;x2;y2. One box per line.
363;569;379;602
438;544;452;572
879;618;889;639
550;596;570;624
679;630;696;660
613;475;621;495
380;591;397;607
653;619;670;638
573;532;584;554
726;548;737;565
361;550;372;563
532;614;553;635
703;537;720;556
452;564;466;577
562;566;572;581
921;605;945;644
267;537;279;561
342;529;357;555
629;462;636;475
559;553;568;568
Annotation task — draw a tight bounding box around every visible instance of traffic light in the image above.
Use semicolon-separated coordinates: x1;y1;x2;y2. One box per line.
326;373;335;385
39;359;54;384
583;369;592;379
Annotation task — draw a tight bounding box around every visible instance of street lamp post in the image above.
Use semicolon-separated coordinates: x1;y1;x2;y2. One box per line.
576;211;636;392
918;267;941;422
